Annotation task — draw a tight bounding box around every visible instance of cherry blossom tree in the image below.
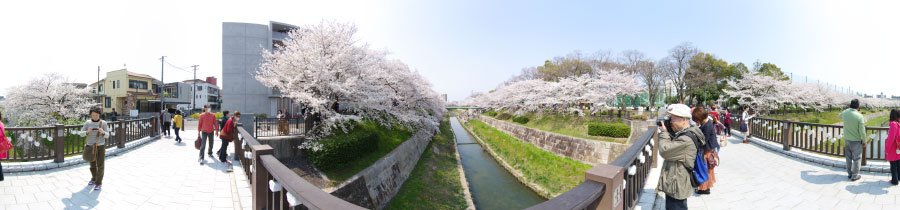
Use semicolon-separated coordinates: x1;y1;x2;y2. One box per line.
1;73;97;126
255;20;445;143
725;72;900;113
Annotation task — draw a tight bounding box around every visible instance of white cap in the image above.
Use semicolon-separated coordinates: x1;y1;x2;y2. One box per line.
667;104;692;118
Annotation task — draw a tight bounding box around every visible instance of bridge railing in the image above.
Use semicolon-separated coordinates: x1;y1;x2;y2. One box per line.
254;117;313;138
526;126;658;210
1;117;158;162
235;125;366;210
730;115;890;165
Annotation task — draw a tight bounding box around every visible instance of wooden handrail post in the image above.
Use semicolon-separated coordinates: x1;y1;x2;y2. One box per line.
650;126;659;168
862;142;868;166
251;144;274;210
118;119;126;148
586;164;624;210
54;124;65;163
783;122;792;151
235;123;244;162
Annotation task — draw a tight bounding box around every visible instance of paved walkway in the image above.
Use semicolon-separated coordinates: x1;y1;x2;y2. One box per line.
659;135;900;210
0;129;244;210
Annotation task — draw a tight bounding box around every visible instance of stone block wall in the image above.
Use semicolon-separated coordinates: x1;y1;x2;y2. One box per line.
329;128;435;209
461;113;629;165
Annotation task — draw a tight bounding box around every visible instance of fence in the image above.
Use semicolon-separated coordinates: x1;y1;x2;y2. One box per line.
1;117;158;162
254;117;314;138
526;127;658;210
233;124;366;210
730;115;891;165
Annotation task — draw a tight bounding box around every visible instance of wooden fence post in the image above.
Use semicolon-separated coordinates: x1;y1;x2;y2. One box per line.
252;145;274;210
862;143;868;166
54;124;65;163
783;122;792;151
650;126;659;168
118;121;126;148
586;164;624;210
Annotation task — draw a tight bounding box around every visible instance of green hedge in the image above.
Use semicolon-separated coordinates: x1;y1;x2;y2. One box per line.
306;129;378;171
485;110;498;117
588;123;630;138
496;113;513;120
512;116;530;124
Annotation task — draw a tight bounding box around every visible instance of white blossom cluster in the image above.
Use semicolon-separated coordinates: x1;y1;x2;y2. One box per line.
459;70;642;113
1;73;97;127
254;20;446;142
724;72;900;113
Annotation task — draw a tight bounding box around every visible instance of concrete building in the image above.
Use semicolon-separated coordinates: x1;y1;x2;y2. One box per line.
222;21;300;117
179;79;221;111
89;69;163;115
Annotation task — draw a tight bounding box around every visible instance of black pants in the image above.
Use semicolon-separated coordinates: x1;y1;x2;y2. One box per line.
723;123;731;136
162;122;171;136
891;160;900;184
0;160;4;181
665;195;687;210
174;128;181;141
217;137;229;162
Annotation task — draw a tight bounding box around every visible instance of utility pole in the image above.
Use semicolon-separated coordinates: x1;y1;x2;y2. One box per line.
160;56;166;113
191;65;199;112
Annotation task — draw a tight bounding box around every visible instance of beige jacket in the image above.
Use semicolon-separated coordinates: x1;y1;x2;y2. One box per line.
656;125;705;200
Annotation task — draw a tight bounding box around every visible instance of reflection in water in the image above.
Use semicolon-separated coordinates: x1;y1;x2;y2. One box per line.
451;117;545;210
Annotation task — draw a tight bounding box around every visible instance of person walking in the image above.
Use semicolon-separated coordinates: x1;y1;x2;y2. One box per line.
0;111;7;181
839;99;867;181
740;105;755;143
723;110;731;137
693;107;719;195
162;110;172;137
217;111;231;164
197;105;219;165
886;109;900;185
80;107;110;190
173;110;184;142
657;104;705;210
219;111;240;165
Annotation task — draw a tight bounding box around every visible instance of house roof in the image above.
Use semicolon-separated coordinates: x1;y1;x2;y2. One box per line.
127;71;156;80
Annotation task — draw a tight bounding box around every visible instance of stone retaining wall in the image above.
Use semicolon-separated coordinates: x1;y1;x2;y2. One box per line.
329;128;435;209
460;113;629;165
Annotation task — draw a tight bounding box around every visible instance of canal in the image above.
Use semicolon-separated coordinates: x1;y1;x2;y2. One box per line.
450;117;546;210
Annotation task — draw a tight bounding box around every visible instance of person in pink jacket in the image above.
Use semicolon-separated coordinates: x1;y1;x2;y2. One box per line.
886;109;900;185
0;111;7;181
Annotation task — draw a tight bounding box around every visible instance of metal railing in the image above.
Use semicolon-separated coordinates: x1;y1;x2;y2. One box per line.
234;124;366;210
1;117;158;162
254;117;314;138
526;126;658;210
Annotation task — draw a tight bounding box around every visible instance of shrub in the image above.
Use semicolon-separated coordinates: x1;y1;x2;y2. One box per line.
588;123;630;138
485;110;498;117
629;115;648;120
189;112;225;119
496;113;513;120
306;128;378;170
512;116;530;124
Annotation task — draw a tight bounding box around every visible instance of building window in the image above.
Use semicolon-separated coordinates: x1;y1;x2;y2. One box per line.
98;84;103;92
129;80;148;89
105;97;111;108
198;86;203;91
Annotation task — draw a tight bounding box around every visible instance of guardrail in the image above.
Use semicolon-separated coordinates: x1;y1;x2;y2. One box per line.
2;117;158;162
526;126;658;210
234;124;366;210
254;117;314;138
730;115;890;165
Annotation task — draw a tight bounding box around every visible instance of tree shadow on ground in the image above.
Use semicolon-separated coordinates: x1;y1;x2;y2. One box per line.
846;181;889;195
800;170;845;185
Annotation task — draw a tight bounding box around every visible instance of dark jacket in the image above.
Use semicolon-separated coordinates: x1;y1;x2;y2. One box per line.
700;120;719;151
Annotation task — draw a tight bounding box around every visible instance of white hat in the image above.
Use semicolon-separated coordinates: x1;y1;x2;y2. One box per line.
667;104;692;118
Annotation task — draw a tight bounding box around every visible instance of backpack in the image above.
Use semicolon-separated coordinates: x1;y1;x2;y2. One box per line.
681;131;709;188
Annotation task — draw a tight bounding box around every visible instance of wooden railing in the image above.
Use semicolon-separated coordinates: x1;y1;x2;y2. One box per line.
254;117;314;138
730;115;891;165
2;117;158;162
526;126;658;210
234;125;366;210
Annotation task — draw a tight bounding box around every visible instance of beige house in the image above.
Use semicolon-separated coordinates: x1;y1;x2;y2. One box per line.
89;69;163;115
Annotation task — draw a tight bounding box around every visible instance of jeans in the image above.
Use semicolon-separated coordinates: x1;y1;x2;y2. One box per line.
844;141;863;178
218;138;230;162
200;132;214;159
162;122;171;136
891;160;900;184
89;145;106;185
665;195;687;210
174;128;181;141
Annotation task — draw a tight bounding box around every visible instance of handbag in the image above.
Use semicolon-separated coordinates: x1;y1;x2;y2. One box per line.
0;131;11;154
195;136;202;150
82;143;98;162
706;150;719;168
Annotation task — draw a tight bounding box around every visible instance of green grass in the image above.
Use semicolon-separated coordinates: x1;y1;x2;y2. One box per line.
465;119;592;197
387;120;468;210
494;111;627;143
317;121;413;184
764;110;843;124
867;114;890;127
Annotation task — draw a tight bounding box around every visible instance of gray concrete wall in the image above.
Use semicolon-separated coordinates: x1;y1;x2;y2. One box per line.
329;128;435;209
222;22;273;116
461;113;629;165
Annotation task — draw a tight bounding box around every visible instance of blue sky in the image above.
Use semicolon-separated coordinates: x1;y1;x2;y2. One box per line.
1;0;898;101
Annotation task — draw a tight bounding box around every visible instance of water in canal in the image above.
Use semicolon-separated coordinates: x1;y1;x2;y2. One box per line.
450;117;546;210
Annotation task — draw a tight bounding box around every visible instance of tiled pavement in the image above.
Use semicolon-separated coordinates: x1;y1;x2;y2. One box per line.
647;134;900;210
0;129;247;210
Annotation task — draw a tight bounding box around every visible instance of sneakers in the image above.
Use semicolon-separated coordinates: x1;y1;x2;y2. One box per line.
88;181;95;185
199;158;205;165
697;189;711;194
851;175;861;182
93;185;101;190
